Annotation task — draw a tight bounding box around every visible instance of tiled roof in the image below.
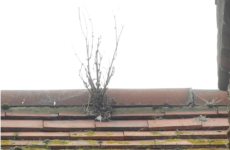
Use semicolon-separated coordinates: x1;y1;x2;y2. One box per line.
1;89;229;149
1;88;228;106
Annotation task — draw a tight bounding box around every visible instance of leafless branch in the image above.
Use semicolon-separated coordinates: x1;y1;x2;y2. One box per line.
78;8;123;121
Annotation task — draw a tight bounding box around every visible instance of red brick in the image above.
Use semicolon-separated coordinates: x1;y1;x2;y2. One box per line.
1;120;43;131
96;120;148;131
1;112;5;118
202;118;229;130
165;111;218;117
43;120;95;131
70;131;124;140
6;112;58;119
112;113;164;119
1;132;69;140
148;118;202;131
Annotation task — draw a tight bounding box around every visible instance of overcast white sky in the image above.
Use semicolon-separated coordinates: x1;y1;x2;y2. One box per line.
0;0;217;90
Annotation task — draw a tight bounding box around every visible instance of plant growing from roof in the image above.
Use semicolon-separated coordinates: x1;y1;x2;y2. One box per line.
1;103;10;110
98;140;103;148
14;132;19;140
43;139;50;148
9;146;23;150
76;8;124;121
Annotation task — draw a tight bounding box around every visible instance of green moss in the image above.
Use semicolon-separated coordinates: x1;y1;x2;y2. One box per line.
87;140;97;145
5;106;84;113
1;140;11;145
49;140;69;145
84;130;96;136
139;141;154;145
175;131;189;135
71;132;84;137
104;132;113;136
151;131;161;135
186;148;228;150
164;139;181;142
114;107;156;114
23;148;48;150
161;106;218;112
106;140;130;144
32;141;39;144
187;139;228;144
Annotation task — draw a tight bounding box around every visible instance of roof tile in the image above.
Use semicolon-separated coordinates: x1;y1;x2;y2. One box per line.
1;139;228;149
1;132;69;140
1;120;43;131
202;118;229;130
1;88;191;106
193;90;227;106
108;88;191;105
70;131;124;140
5;112;58;119
43;120;95;131
95;120;148;131
218;110;228;115
112;113;164;119
165;111;218;118
124;130;227;140
1;112;5;118
58;112;95;119
148;118;202;131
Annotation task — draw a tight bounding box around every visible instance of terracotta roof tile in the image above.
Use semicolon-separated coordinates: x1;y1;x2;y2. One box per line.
1;88;192;106
6;112;58;119
58;112;92;119
193;90;228;106
107;88;192;105
218;110;228;115
202;118;229;130
1;139;228;149
111;113;164;119
148;118;202;131
1;90;88;106
1;132;69;140
1;112;5;118
43;120;95;131
70;131;124;140
1;120;43;132
165;111;218;118
95;120;149;131
124;130;227;140
1;88;229;149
